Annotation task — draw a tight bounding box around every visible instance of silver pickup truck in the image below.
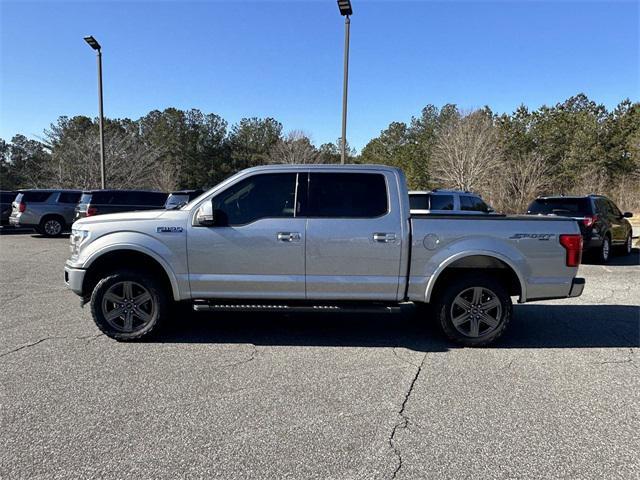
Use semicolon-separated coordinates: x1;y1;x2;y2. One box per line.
64;165;585;346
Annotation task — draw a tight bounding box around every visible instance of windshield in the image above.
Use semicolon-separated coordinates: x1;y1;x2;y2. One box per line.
527;198;591;216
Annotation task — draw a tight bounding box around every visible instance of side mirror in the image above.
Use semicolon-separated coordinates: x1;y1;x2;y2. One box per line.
194;201;215;226
486;207;495;213
623;212;633;218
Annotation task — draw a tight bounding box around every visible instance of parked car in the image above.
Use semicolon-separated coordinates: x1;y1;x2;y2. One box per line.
75;190;169;220
10;189;82;236
409;189;495;214
164;189;204;209
1;191;17;226
65;165;584;346
526;194;633;262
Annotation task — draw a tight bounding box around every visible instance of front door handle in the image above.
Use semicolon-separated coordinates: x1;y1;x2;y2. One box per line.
277;232;301;242
373;233;397;243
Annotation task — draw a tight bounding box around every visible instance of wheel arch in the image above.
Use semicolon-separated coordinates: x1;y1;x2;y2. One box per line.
81;247;179;302
426;252;526;303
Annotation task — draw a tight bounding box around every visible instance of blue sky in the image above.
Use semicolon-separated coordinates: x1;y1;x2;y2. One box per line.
1;0;638;150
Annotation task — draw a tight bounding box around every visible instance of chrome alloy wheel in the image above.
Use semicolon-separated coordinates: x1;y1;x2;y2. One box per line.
450;286;503;338
626;235;632;254
101;281;156;333
44;219;62;236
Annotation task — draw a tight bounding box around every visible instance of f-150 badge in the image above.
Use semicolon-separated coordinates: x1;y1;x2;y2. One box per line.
157;226;184;233
509;233;554;240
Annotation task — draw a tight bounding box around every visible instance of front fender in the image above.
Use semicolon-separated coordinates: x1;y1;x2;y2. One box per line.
76;231;186;301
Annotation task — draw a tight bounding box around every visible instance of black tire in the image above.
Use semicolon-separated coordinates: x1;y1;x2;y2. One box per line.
598;235;611;263
615;233;633;256
90;270;169;341
39;215;65;237
435;273;512;347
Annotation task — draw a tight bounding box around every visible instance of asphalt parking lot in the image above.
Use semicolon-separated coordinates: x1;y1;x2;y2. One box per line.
1;232;638;480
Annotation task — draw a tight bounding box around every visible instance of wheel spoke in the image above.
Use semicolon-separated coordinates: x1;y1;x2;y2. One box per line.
479;312;499;328
469;317;480;337
105;306;125;321
133;307;152;323
452;312;470;326
123;310;134;331
122;282;133;300
104;292;123;304
481;297;501;310
454;297;472;310
471;287;483;305
133;291;151;306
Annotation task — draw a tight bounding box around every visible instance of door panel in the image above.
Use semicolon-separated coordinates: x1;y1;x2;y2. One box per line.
187;172;305;299
187;218;306;298
303;172;403;300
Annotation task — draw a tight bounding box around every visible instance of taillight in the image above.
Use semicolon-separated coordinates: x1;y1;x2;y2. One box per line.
582;215;598;227
18;203;26;213
559;234;583;267
86;207;98;216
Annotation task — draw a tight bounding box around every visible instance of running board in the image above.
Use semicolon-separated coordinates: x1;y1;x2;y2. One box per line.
192;299;403;314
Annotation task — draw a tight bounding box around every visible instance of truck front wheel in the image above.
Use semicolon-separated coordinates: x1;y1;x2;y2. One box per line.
90;270;169;341
435;274;512;347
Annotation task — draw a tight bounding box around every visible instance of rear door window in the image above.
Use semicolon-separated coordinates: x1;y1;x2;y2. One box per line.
58;192;81;203
429;194;454;211
306;173;388;218
527;198;591;216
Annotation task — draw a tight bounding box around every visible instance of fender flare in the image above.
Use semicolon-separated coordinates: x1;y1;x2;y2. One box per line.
424;250;527;303
82;242;181;301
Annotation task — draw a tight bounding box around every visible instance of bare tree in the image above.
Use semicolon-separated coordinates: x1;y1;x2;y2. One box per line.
431;111;502;192
490;153;551;213
268;130;323;164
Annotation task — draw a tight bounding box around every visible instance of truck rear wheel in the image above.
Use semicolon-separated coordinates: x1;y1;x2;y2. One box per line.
435;273;512;347
90;270;168;341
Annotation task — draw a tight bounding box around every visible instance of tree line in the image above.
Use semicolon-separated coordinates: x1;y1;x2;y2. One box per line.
1;93;638;213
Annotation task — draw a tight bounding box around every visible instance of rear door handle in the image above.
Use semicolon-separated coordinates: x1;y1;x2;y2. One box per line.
373;233;397;243
277;232;301;242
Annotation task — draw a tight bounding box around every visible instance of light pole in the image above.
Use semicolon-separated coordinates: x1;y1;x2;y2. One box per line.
84;35;106;189
337;0;352;164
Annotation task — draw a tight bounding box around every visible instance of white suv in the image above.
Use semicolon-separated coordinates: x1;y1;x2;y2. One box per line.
409;189;495;214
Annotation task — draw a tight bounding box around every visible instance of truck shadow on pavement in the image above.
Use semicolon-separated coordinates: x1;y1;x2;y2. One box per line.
152;304;639;351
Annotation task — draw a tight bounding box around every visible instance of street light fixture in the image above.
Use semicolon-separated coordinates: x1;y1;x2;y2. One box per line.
84;35;106;189
337;0;352;164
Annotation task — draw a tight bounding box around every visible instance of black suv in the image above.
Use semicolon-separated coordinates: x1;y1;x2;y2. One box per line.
1;191;17;226
164;189;204;209
526;195;634;262
75;190;169;220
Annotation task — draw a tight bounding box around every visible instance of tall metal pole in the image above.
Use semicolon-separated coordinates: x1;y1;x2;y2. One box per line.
96;49;106;189
340;15;350;165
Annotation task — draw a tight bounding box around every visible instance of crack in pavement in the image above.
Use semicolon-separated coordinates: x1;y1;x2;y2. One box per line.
388;351;428;480
0;333;104;358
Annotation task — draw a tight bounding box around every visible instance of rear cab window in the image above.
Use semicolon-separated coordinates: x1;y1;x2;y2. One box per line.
460;195;490;212
305;172;388;218
527;198;592;217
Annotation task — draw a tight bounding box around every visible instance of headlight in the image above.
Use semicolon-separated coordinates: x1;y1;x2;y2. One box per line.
70;229;90;256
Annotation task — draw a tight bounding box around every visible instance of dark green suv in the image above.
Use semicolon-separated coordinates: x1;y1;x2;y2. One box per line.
527;195;634;263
